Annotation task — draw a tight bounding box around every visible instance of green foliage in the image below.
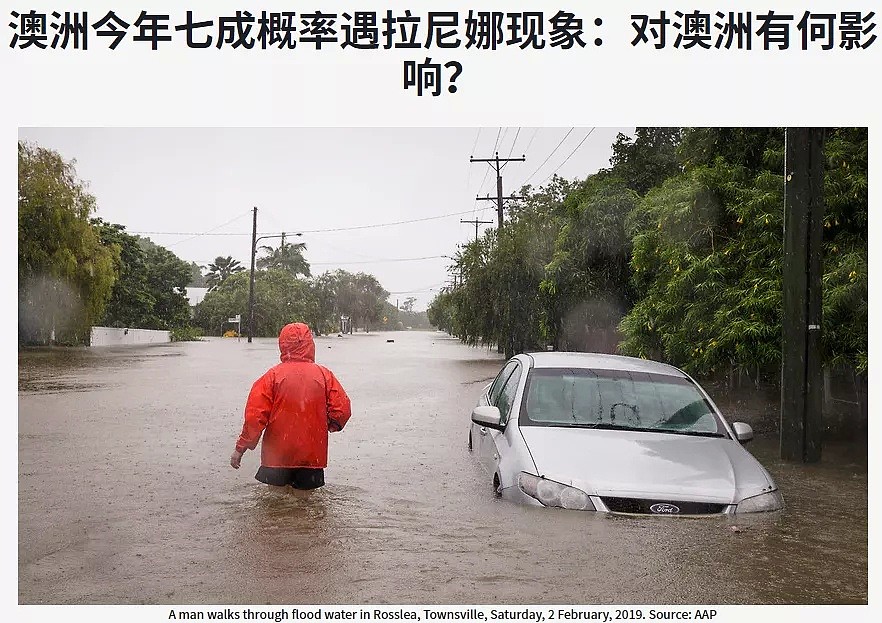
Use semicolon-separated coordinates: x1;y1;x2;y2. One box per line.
427;289;456;334
193;267;391;338
170;326;204;342
187;262;207;287
541;173;638;351
18;141;117;345
434;127;866;381
609;128;683;195
194;270;315;337
205;256;244;290
619;161;785;376
619;128;867;377
93;219;153;328
257;240;310;277
819;128;868;372
678;128;785;173
380;301;431;330
137;238;193;329
94;222;192;331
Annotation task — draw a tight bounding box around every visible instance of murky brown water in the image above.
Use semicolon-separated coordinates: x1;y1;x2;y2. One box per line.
18;332;867;604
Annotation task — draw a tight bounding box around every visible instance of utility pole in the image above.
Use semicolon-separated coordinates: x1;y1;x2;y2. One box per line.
247;207;258;343
470;152;525;230
248;221;302;344
460;217;493;242
781;127;825;463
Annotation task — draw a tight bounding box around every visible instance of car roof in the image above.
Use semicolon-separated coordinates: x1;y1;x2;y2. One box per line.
521;352;687;378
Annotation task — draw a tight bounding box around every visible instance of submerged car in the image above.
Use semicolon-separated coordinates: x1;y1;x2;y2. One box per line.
468;352;783;515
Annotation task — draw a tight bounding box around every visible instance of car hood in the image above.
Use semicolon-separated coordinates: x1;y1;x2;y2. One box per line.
519;426;775;504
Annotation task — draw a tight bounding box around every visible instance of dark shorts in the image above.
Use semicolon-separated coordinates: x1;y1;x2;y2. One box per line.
255;466;325;490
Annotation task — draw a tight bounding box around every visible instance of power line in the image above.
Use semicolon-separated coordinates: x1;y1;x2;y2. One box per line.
519;127;574;188
311;255;447;266
130;208;484;238
469;127;482;156
387;281;446;294
131;231;254;236
522;128;539;157
507;127;522;158
297;209;482;233
473;129;494;213
466;127;482;193
158;211;251;247
539;127;596;185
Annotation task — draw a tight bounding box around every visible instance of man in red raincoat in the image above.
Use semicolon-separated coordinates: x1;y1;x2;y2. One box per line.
230;322;352;489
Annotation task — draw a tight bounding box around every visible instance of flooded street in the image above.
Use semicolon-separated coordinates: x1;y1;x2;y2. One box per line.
19;332;867;605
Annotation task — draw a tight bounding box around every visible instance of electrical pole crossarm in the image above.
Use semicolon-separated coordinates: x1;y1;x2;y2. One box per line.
469;155;526;163
476;195;524;201
469;149;527;231
461;217;493;242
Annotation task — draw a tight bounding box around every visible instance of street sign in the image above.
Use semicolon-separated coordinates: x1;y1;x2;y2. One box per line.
228;314;241;323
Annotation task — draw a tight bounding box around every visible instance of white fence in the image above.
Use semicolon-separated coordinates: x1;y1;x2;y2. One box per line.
90;326;171;346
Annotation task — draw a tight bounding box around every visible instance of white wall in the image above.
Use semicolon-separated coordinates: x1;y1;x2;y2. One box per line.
90;326;171;346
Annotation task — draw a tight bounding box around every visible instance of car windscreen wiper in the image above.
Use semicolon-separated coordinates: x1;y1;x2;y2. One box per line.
563;422;726;438
565;422;656;433
654;429;727;438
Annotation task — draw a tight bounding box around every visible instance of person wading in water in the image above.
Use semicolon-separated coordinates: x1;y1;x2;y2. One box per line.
230;322;352;489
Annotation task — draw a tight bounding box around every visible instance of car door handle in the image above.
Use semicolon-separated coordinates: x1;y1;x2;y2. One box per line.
479;427;488;436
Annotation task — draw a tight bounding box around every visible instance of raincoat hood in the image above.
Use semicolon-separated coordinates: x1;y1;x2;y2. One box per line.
278;323;316;363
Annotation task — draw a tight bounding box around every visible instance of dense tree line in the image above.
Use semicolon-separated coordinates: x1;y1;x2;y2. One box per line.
428;128;867;381
193;267;393;337
18;141;403;345
18;141;192;345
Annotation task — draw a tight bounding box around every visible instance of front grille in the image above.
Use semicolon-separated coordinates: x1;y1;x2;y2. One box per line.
601;497;726;515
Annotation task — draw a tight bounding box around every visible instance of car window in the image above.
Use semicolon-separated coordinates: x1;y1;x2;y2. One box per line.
520;368;726;438
488;361;517;406
495;365;522;426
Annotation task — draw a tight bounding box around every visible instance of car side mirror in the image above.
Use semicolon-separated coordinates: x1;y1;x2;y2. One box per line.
732;422;753;443
472;405;504;430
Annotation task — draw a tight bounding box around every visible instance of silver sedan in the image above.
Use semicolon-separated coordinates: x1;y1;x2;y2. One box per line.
468;352;784;515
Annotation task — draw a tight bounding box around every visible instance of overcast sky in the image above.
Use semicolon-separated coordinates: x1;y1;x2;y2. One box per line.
19;127;633;310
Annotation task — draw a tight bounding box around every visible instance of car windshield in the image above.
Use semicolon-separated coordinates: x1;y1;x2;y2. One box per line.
519;367;727;438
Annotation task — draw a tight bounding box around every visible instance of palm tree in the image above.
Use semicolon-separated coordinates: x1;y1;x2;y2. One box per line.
205;255;244;290
257;241;311;277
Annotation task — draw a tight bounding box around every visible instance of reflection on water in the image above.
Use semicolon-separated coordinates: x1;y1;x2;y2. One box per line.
18;335;867;604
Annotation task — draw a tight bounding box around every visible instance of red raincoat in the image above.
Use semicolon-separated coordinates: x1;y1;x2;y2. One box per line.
235;323;352;468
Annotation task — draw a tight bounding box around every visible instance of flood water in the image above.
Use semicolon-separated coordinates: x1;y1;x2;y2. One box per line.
18;331;868;604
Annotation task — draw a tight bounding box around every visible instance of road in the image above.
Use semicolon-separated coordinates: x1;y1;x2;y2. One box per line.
18;331;867;604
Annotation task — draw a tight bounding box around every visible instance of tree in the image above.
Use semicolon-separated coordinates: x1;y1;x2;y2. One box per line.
18;141;116;345
93;223;194;330
427;289;456;334
400;297;416;313
194;270;315;337
93;219;154;328
205;256;244;290
138;238;193;330
618;127;867;378
257;240;310;277
187;262;207;287
352;272;389;331
541;172;638;352
609;127;683;195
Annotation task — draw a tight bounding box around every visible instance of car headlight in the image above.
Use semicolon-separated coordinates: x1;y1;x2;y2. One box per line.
518;472;595;511
736;489;784;513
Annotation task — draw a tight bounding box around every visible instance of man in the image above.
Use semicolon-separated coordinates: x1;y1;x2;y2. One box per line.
230;322;352;490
